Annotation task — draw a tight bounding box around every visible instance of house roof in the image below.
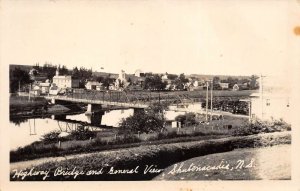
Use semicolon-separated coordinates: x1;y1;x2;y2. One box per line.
124;74;145;81
86;81;102;86
39;82;51;87
53;75;72;79
50;86;59;90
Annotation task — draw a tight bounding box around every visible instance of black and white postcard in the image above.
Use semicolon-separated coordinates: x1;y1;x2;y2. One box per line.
1;0;300;191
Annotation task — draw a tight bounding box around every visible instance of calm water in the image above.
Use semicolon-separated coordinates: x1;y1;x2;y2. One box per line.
10;109;134;150
10;103;203;150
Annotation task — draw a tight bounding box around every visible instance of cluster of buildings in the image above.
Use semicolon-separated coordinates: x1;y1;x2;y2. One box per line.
26;65;291;123
29;68;80;96
28;66;257;96
28;68;146;95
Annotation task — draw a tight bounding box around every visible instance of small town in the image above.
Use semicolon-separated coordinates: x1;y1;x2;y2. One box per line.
2;0;297;186
9;63;291;181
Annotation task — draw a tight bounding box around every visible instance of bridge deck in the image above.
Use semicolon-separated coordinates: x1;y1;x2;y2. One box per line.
45;96;149;109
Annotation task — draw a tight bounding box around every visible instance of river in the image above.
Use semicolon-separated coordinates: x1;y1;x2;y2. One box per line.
10;103;203;151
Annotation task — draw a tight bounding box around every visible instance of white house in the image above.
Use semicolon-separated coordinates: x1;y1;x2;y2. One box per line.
52;67;80;89
250;75;291;123
30;85;41;96
219;82;229;90
49;83;59;95
85;81;103;90
134;69;144;77
115;70;130;90
161;73;168;80
39;81;51;94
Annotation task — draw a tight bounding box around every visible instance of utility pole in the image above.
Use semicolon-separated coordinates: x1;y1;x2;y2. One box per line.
248;101;252;122
260;74;266;119
210;79;213;121
18;80;21;95
28;83;31;101
206;81;209;122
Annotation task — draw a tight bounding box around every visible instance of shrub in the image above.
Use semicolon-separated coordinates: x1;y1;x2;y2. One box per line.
233;119;291;136
156;131;178;140
70;126;96;140
117;134;141;144
40;130;61;144
175;112;197;126
119;110;165;134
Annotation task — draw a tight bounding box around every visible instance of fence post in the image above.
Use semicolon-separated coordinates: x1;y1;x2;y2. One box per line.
58;141;61;148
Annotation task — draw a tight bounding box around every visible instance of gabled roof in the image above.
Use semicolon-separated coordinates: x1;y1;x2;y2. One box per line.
86;81;102;86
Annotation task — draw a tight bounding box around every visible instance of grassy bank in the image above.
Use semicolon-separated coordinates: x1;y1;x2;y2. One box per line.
10;95;47;110
10;117;290;162
10;131;229;162
10;131;290;181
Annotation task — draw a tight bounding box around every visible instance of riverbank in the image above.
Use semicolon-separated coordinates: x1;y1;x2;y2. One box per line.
10;131;290;181
10;95;83;119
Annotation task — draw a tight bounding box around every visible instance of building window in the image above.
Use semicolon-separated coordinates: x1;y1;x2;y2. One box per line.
266;99;270;106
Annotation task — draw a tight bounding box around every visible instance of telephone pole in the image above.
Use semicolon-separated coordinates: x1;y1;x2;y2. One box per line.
210;79;213;121
206;81;209;122
260;74;266;119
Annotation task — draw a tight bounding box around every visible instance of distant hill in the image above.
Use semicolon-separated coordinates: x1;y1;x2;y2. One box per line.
92;71;119;78
187;74;250;80
9;64;33;72
9;64;252;81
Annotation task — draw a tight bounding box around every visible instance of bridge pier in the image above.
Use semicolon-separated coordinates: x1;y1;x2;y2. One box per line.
51;114;66;120
86;111;105;126
85;104;103;115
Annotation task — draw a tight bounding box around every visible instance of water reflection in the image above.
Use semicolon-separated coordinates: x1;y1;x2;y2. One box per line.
10;109;134;150
10;104;202;150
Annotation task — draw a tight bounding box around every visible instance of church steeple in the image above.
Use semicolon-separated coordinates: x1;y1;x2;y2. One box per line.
56;66;60;76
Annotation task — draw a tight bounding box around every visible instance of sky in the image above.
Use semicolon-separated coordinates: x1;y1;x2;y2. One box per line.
1;0;300;76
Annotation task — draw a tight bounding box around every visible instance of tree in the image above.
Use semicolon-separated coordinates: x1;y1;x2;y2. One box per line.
227;77;239;89
167;74;178;80
143;74;166;90
127;77;132;85
175;112;197;126
9;67;33;93
59;65;69;75
212;77;222;90
174;73;189;90
147;101;170;121
39;63;56;80
213;76;220;84
119;110;165;134
72;67;80;78
249;75;259;90
102;76;115;90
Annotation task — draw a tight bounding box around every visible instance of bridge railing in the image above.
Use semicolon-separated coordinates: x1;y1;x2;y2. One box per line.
47;89;197;107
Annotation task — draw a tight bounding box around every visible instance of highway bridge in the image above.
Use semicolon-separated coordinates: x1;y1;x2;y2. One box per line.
44;90;197;111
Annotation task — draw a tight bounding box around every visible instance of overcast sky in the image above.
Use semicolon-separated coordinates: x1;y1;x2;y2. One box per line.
1;0;300;76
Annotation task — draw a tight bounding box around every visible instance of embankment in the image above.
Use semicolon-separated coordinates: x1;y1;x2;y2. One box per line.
10;131;290;181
